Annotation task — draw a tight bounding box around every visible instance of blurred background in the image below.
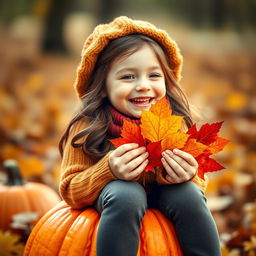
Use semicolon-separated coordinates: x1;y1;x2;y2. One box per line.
0;0;255;255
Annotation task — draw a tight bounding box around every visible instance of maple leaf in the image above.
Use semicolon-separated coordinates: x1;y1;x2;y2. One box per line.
181;138;208;157
150;97;171;118
208;137;230;154
145;141;162;172
0;230;25;256
196;154;225;179
187;121;224;145
140;111;183;142
110;120;145;148
161;132;190;151
109;97;229;177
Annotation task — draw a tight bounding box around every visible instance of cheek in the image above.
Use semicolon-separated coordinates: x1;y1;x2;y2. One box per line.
156;81;167;97
113;86;130;97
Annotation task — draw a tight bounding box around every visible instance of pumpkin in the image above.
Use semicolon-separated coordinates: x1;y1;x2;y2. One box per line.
24;201;183;256
0;159;61;231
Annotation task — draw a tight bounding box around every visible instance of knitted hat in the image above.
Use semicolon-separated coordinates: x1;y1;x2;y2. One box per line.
74;16;183;99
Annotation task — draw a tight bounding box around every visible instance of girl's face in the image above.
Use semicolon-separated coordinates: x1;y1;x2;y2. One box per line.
106;44;166;118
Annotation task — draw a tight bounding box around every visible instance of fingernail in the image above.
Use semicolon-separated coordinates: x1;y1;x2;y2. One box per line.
173;148;179;153
167;150;173;155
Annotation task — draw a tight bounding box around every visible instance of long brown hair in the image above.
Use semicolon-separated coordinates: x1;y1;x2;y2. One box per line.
59;34;194;160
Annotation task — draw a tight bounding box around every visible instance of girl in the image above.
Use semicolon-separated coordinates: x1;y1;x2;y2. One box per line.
59;16;221;256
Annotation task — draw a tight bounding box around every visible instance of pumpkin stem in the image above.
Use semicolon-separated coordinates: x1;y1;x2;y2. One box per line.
3;159;26;186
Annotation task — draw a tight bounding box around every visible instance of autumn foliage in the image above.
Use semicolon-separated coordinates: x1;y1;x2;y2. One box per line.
110;98;230;179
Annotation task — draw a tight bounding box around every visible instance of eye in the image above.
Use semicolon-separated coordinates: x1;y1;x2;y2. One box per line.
120;74;135;80
149;73;162;78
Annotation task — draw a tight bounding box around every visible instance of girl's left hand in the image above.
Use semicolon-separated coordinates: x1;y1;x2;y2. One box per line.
161;148;198;183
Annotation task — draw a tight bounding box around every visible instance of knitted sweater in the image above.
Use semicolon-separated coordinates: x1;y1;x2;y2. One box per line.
59;120;208;209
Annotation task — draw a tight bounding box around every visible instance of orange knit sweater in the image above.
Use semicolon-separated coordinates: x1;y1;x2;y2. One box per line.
59;120;208;209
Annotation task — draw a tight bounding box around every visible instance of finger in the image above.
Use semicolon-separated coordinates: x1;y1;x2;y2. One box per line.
128;159;149;180
165;151;197;178
172;148;198;167
166;174;180;183
161;157;180;182
122;147;147;164
126;151;149;172
162;152;185;177
165;150;191;171
114;143;139;157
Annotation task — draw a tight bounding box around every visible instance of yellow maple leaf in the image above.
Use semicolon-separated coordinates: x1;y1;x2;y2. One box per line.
0;230;24;256
161;132;190;151
150;97;172;118
141;111;183;142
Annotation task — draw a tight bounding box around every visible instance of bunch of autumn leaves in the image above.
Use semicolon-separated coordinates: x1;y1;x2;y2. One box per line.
110;98;230;180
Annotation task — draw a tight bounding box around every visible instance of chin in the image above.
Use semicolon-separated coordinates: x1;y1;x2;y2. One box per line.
132;111;142;119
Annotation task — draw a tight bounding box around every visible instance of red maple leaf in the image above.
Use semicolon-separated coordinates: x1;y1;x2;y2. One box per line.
110;120;145;148
187;121;224;145
145;141;162;172
196;153;225;179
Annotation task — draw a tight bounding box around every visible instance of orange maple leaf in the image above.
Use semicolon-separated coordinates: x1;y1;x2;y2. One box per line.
181;138;208;157
161;132;190;151
207;137;230;154
140;110;183;142
150;97;172;118
110;120;145;148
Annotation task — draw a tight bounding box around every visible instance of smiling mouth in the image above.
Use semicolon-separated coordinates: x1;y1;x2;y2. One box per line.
129;97;154;106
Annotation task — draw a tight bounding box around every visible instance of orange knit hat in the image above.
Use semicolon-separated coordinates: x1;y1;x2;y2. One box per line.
74;16;183;99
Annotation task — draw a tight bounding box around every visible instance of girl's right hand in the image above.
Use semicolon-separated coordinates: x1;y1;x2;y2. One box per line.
108;143;149;180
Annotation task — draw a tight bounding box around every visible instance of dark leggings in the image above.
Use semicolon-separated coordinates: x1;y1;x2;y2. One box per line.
94;180;221;256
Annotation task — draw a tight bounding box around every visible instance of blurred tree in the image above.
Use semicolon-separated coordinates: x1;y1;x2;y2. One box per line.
0;0;35;24
42;0;70;53
159;0;256;31
211;0;226;28
87;0;124;23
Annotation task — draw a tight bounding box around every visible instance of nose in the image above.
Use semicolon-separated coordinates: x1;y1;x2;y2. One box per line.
135;77;151;91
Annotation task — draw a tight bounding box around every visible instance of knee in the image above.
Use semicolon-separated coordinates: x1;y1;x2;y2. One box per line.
159;181;207;214
175;181;206;206
101;180;147;216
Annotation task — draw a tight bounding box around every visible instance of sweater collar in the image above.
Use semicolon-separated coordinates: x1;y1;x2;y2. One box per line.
108;105;141;137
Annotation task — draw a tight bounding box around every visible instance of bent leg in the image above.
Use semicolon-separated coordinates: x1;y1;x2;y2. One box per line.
94;180;147;256
156;181;221;256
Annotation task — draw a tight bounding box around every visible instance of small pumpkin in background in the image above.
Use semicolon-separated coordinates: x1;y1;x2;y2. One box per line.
24;201;183;256
0;159;61;231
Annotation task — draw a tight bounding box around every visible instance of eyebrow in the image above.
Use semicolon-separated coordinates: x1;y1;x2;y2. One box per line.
116;66;162;75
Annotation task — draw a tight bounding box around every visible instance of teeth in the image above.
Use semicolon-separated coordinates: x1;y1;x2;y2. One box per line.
131;98;151;102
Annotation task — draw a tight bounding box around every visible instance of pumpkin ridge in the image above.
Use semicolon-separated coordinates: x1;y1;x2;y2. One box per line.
151;209;183;256
60;208;99;256
138;213;146;256
145;210;169;255
24;202;67;255
30;204;78;255
86;209;100;256
150;209;171;256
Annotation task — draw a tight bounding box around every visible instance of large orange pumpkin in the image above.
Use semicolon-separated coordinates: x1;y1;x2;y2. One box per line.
0;160;61;231
24;201;183;255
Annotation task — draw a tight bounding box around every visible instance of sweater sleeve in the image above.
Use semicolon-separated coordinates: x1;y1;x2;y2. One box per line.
155;167;208;192
59;121;117;209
